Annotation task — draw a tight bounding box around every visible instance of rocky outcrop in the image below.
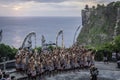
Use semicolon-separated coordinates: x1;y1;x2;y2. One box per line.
77;1;120;47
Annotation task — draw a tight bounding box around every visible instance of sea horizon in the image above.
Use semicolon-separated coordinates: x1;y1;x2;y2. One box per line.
0;16;82;48
0;16;81;18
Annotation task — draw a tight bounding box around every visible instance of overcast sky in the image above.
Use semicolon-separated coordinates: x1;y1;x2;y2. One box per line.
0;0;119;16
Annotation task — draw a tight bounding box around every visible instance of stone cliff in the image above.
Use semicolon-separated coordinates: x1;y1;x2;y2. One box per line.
77;1;120;47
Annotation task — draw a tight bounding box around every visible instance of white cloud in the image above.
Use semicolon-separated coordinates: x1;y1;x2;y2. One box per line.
0;0;119;16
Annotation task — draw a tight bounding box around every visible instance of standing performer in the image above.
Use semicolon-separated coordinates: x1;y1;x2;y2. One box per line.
15;54;21;71
90;66;99;80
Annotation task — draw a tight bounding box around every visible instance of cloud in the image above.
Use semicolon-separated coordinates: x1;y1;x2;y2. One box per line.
25;0;67;3
0;0;118;4
0;0;66;4
0;0;119;16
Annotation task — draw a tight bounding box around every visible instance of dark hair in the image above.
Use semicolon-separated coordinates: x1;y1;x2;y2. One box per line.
0;75;2;79
6;73;10;78
2;72;6;78
11;76;15;79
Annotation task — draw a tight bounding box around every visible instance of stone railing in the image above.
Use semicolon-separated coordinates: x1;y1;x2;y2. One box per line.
0;60;15;70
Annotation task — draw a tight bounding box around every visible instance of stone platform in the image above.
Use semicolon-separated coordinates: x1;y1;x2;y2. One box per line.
5;62;120;80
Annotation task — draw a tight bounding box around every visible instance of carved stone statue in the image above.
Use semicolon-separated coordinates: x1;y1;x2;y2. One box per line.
0;30;2;42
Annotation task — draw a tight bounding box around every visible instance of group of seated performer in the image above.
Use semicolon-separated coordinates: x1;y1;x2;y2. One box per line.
15;46;95;79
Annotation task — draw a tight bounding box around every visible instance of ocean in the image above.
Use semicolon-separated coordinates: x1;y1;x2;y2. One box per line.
0;17;81;48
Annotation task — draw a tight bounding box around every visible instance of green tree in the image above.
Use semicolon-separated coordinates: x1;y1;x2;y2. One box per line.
35;47;42;54
48;45;55;52
114;35;120;51
0;43;17;62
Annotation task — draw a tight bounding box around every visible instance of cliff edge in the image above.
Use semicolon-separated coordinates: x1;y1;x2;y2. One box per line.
77;1;120;47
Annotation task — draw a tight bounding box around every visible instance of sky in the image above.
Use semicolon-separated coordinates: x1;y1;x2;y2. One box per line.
0;0;119;16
